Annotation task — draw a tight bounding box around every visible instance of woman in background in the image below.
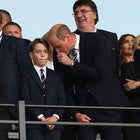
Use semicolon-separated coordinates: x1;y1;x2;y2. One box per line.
119;34;140;140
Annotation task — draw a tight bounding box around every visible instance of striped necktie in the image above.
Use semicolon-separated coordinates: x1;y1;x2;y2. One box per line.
68;48;77;61
0;34;2;44
40;69;46;94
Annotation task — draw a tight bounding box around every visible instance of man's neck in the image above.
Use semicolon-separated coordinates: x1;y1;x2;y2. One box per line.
79;26;96;32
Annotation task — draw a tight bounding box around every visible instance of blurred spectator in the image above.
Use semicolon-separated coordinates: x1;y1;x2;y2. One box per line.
0;9;30;45
2;21;22;38
0;9;12;28
134;34;140;76
119;34;140;140
0;10;32;140
42;32;54;70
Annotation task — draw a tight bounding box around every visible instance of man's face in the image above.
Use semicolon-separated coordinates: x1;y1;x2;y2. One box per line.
49;35;71;54
74;5;96;30
3;25;22;38
30;43;48;67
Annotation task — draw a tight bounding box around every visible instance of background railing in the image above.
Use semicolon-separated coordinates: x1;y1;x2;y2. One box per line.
1;101;140;140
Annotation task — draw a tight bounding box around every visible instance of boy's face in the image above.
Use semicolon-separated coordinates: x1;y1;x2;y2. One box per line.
30;43;48;67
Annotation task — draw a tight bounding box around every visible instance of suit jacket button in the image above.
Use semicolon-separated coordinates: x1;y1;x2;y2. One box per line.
87;90;90;93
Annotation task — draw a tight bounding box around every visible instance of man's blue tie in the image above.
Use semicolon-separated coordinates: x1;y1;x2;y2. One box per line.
69;48;77;61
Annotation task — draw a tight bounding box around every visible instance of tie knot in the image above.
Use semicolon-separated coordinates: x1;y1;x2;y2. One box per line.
40;69;44;73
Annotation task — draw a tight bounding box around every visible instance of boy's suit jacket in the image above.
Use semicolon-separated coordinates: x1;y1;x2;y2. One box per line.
20;67;66;129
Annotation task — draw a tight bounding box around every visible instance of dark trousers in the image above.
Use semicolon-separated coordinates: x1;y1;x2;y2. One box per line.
77;94;122;140
61;125;77;140
0;129;8;140
27;128;61;140
77;125;121;140
61;113;77;140
122;127;140;140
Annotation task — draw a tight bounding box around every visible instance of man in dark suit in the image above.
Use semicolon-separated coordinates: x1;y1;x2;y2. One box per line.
0;11;10;140
47;24;129;140
0;33;33;118
0;10;32;140
20;38;66;140
0;8;32;110
73;0;120;76
60;1;120;139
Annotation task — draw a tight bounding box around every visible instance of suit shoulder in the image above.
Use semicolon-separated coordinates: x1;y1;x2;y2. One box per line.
47;68;61;76
23;38;31;45
4;35;29;48
98;29;117;36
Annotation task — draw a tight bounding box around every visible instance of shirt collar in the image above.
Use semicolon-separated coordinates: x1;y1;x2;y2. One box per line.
94;27;97;32
34;65;46;73
0;31;2;36
74;27;97;49
0;31;2;43
74;34;80;50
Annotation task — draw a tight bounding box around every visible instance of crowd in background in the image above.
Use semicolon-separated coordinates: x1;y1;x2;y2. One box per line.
0;0;140;140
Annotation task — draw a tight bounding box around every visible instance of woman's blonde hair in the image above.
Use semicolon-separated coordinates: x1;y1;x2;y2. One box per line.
133;34;140;52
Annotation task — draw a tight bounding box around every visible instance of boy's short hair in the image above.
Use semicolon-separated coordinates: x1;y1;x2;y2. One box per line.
29;38;49;52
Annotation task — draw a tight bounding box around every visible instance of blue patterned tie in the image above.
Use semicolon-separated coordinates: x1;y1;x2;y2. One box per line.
69;48;77;61
40;69;46;95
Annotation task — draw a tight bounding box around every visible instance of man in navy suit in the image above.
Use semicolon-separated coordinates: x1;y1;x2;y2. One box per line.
20;38;66;140
61;0;121;139
0;11;32;140
0;33;33;118
47;24;129;140
61;1;120;139
73;0;119;76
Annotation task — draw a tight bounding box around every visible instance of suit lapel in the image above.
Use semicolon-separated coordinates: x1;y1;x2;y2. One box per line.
79;33;86;63
0;35;9;48
79;33;95;63
45;68;51;93
30;67;53;95
30;68;42;89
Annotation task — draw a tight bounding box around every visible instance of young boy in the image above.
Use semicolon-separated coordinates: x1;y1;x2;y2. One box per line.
20;38;66;140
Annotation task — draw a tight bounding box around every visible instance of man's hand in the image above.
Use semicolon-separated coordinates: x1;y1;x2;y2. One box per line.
57;52;73;66
75;112;91;122
45;116;58;130
40;116;47;121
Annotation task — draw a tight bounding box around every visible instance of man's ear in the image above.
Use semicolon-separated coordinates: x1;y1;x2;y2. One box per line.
64;34;71;41
92;12;97;21
29;52;33;59
29;52;34;64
